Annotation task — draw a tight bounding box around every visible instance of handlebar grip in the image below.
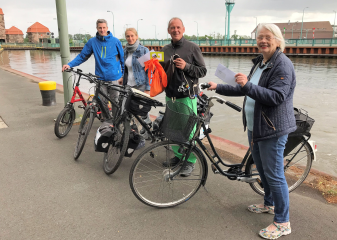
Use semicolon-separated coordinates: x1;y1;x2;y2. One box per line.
65;68;73;72
225;101;242;112
201;83;211;90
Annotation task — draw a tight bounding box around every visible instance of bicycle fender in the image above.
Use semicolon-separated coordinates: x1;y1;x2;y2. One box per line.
308;140;317;161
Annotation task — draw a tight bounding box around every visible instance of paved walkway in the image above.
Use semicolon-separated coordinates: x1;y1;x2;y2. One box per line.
0;68;336;240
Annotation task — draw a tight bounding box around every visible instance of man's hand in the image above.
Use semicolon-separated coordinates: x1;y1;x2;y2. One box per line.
173;58;186;70
207;82;217;91
144;90;150;95
62;65;70;72
235;73;248;87
117;78;123;85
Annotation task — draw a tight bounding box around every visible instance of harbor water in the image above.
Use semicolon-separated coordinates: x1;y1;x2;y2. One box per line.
1;50;336;176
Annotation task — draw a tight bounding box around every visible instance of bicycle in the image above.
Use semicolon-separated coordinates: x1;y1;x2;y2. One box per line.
73;71;119;160
129;83;316;208
101;87;165;175
54;68;103;138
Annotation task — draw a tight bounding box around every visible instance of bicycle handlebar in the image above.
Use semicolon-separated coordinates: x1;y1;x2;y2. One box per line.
198;83;242;112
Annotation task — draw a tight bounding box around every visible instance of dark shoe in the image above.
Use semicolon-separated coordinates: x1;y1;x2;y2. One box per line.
162;156;181;167
180;162;195;177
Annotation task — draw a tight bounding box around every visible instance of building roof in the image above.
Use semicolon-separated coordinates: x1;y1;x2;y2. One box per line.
6;26;24;35
27;22;50;33
251;21;333;33
0;8;4;15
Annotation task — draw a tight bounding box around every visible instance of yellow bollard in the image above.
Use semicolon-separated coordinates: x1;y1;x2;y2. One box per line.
38;81;56;106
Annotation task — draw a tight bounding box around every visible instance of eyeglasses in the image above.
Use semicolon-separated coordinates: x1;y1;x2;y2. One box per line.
257;35;275;41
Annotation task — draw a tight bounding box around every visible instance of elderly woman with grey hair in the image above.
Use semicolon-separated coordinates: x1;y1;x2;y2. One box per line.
207;23;296;239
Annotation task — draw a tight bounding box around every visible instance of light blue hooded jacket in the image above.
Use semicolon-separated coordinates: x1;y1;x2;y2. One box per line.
68;31;124;81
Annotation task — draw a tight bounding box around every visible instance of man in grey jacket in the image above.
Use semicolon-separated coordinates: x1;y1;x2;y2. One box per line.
161;17;207;176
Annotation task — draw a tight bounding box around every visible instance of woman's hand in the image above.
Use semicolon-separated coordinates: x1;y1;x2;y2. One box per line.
117;78;123;85
207;82;217;91
235;73;248;87
144;90;150;95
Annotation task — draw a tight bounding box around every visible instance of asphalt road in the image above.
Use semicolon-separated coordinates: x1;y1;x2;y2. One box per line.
0;68;336;240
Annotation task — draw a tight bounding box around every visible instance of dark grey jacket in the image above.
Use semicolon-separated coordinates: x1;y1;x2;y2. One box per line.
161;37;207;98
216;48;297;143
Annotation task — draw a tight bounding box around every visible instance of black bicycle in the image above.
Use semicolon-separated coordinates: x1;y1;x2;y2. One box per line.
101;87;165;175
129;83;315;208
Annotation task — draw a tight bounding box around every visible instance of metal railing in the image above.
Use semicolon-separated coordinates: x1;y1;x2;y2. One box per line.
1;38;336;49
120;38;337;47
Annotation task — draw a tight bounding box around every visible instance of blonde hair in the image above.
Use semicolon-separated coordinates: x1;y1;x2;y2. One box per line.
256;23;285;51
125;28;138;37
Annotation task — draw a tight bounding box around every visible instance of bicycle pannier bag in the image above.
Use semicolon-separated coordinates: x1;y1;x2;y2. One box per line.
124;124;141;157
94;120;115;152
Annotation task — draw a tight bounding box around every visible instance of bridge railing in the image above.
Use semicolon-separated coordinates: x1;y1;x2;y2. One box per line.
120;38;337;47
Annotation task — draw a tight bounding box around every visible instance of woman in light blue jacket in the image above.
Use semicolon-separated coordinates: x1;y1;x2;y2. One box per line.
118;28;151;140
118;28;150;94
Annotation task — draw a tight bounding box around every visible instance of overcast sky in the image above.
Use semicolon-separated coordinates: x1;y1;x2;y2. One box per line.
1;0;336;39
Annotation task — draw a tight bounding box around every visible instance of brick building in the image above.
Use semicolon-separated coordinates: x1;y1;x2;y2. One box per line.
0;8;5;43
251;21;334;39
5;26;24;43
27;22;50;43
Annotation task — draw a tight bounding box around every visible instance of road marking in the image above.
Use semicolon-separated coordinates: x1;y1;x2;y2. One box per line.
0;117;8;129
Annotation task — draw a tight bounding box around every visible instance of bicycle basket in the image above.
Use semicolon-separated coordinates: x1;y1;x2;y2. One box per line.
289;108;315;137
161;100;199;143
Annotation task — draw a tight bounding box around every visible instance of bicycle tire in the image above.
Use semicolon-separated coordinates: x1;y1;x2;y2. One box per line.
245;138;313;196
73;106;95;160
102;119;130;175
129;140;206;208
54;106;76;138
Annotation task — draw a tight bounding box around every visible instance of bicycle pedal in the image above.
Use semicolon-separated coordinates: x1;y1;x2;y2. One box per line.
211;164;219;174
78;105;85;109
256;178;264;188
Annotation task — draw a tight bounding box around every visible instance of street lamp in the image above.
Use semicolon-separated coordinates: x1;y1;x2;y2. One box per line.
292;21;298;39
194;21;199;40
333;10;336;38
254;17;258;38
153;25;156;40
300;7;308;39
107;10;115;37
137;19;143;35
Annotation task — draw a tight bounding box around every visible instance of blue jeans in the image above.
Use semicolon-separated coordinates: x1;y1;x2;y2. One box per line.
248;130;289;223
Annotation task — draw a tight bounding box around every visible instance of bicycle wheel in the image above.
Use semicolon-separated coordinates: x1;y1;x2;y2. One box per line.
73;106;95;160
102;119;130;175
245;138;313;196
54;106;76;138
129;140;206;208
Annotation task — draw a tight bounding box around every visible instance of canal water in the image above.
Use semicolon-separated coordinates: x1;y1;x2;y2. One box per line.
1;50;336;176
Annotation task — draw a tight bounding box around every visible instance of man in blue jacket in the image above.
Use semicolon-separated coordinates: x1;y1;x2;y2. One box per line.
62;19;125;116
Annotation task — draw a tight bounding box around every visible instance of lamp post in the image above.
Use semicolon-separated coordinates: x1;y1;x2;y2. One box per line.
254;17;257;39
107;10;115;37
300;7;308;39
333;10;336;38
137;19;143;35
291;21;298;39
194;21;199;40
153;25;156;40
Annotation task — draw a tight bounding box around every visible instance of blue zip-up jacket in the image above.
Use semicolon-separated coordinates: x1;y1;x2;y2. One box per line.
68;31;124;81
216;48;297;143
123;44;150;90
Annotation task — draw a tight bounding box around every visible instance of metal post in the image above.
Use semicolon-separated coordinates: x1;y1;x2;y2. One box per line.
107;11;115;37
194;21;199;40
153;25;156;40
224;9;227;44
300;7;308;39
333;10;336;39
55;0;72;105
137;19;143;35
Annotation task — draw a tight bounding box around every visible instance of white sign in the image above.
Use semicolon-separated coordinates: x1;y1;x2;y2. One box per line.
137;49;155;67
214;63;237;87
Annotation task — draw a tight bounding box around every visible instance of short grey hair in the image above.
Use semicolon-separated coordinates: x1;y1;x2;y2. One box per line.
96;19;108;28
167;17;184;30
256;23;285;51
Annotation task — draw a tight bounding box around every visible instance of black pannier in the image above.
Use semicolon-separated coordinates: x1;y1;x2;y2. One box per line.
94;120;115;152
